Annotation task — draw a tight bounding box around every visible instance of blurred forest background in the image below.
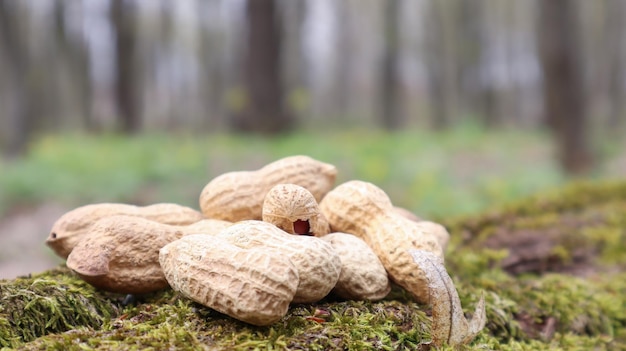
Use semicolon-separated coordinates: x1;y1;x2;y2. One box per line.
1;0;626;278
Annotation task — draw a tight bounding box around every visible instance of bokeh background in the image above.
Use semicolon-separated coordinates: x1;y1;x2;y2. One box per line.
0;0;625;278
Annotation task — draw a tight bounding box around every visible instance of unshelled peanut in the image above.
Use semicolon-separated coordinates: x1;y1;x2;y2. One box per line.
262;183;330;236
66;215;183;294
216;220;341;303
160;234;299;326
319;180;446;303
199;155;337;222
65;216;231;294
414;220;450;252
47;203;203;258
320;232;390;301
392;206;422;222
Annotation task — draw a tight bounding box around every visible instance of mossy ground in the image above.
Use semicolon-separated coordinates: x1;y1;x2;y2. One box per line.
2;180;626;350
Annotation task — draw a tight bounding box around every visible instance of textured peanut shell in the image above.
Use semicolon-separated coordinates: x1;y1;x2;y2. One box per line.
262;184;330;236
182;218;232;236
47;203;203;258
216;220;341;303
319;180;444;303
392;206;422;222
320;233;390;301
390;207;450;252
199;155;337;222
414;220;450;253
64;216;229;294
66;215;185;294
160;235;299;326
317;180;393;237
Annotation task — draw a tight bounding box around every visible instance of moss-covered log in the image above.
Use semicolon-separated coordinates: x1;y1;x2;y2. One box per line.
447;180;626;275
1;180;626;350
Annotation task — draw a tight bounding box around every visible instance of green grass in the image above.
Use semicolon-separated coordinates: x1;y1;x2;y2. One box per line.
0;124;619;219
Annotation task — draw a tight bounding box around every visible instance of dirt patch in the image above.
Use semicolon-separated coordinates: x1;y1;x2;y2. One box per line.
481;212;603;276
0;203;68;279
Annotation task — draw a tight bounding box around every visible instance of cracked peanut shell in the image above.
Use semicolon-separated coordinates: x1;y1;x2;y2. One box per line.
199;155;337;222
262;183;330;236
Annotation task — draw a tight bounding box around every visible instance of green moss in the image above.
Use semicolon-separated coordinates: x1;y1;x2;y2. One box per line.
442;179;626;350
3;180;626;350
447;179;626;274
14;289;429;351
450;180;626;240
0;268;119;348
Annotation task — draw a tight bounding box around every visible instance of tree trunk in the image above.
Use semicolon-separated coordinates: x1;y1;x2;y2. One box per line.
426;1;458;130
233;0;293;134
330;0;352;121
0;1;34;157
605;0;625;130
537;0;592;174
111;0;141;134
380;0;402;130
54;0;93;132
282;0;307;115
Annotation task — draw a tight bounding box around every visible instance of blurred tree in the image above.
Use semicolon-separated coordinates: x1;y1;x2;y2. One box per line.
603;0;625;130
425;1;459;130
233;0;293;133
330;0;353;120
54;0;93;132
0;1;35;156
111;0;141;134
458;0;494;126
538;0;593;174
380;0;402;130
197;0;227;131
282;0;307;115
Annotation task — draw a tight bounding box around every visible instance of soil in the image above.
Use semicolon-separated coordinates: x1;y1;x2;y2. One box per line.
480;212;602;277
0;203;68;279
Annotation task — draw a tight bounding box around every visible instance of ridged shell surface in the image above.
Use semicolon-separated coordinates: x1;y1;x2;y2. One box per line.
319;180;443;303
262;183;330;236
66;215;185;294
216;220;341;303
199;155;337;222
159;234;299;326
320;233;390;301
47;203;203;258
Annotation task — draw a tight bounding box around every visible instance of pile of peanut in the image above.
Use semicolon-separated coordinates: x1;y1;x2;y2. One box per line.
46;155;484;346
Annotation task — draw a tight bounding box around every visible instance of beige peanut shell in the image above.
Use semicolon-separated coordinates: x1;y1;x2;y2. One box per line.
182;218;232;236
390;207;450;251
199;155;337;222
216;220;341;303
320;233;390;301
262;183;330;236
160;234;299;326
66;215;185;294
392;206;422;222
414;220;450;253
65;216;232;294
319;180;446;303
47;203;203;259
